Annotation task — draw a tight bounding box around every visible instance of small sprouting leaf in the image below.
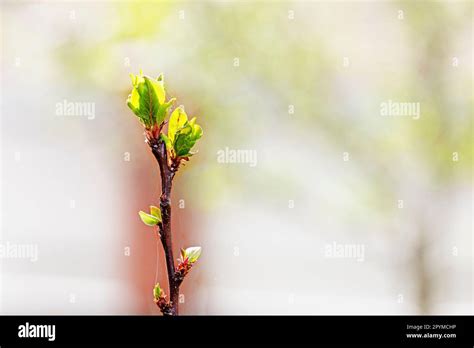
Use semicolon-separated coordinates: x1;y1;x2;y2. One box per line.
156;97;175;126
149;206;162;222
147;75;166;104
173;123;199;157
191;123;203;140
126;85;140;116
160;133;175;162
184;246;202;264
139;211;160;226
126;71;173;129
153;283;163;300
160;133;173;152
168;106;188;143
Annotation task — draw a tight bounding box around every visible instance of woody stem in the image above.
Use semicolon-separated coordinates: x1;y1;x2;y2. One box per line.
150;137;179;316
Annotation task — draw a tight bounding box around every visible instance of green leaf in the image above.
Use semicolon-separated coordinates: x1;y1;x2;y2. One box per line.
126;71;171;128
156;97;176;126
149;206;162;222
191;123;203;140
173;124;199;157
153;283;162;300
160;133;174;159
149;75;166;104
126;86;140;116
160;133;172;151
168;106;188;143
139;211;160;226
184;246;202;264
141;76;160;125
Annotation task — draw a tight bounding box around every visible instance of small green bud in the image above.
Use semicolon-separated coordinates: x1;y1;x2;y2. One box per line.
167;106;203;160
153;283;163;300
149;206;162;222
139;211;160;226
184;246;202;264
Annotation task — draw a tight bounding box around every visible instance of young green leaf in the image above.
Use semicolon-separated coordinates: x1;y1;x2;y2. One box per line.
126;86;141;117
153;283;163;300
156;98;176;126
126;71;174;129
160;133;173;151
184;246;202;264
160;133;175;163
191;123;203;141
146;75;166;105
168;106;188;143
139;211;160;226
173;124;200;157
149;206;162;222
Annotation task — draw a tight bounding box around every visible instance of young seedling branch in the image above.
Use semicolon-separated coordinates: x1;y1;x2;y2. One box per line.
126;70;203;315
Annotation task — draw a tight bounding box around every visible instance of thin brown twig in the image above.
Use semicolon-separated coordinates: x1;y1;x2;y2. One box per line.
149;137;180;315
